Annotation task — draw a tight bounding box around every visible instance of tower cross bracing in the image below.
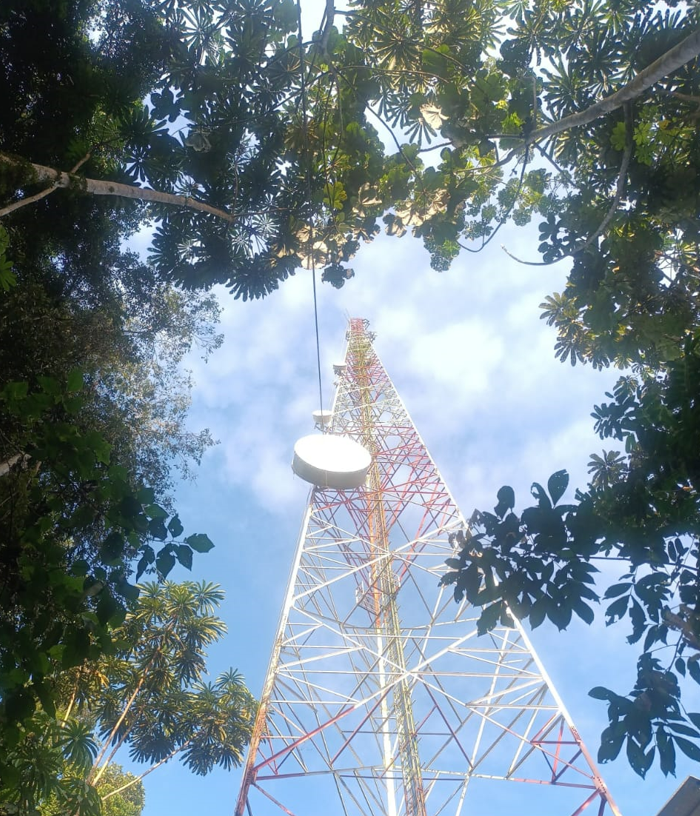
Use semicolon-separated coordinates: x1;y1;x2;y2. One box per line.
235;318;621;816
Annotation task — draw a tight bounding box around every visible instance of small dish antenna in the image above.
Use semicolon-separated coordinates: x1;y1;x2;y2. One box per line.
333;362;347;375
292;434;371;490
312;409;333;429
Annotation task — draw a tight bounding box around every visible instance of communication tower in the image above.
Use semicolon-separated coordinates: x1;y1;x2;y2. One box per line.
235;318;620;816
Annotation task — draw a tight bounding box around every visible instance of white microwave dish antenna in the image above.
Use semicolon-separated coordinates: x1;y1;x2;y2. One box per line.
292;434;371;489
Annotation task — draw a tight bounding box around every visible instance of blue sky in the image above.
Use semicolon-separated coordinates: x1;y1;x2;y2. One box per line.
125;217;699;816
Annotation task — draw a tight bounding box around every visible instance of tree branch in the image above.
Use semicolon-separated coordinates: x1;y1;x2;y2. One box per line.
0;186;59;218
320;0;335;53
0;152;93;218
0;154;239;223
91;722;132;786
100;739;192;801
527;28;700;145
88;674;145;782
502;103;634;266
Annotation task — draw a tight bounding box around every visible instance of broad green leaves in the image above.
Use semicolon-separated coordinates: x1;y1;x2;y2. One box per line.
446;398;700;779
0;376;215;743
440;472;599;639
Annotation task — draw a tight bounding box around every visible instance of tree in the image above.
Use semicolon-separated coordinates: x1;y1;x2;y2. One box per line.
441;335;700;778
2;582;253;816
0;376;218;771
0;247;221;500
2;1;699;305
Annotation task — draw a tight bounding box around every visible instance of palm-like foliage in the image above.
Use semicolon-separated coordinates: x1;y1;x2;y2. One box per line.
1;582;255;816
82;581;255;790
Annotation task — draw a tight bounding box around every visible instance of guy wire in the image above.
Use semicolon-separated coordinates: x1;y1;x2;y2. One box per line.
296;0;324;417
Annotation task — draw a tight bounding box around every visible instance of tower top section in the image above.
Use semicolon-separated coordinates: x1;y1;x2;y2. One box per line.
346;317;376;344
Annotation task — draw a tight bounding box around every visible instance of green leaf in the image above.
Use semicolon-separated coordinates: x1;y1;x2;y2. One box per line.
674;736;700;762
33;679;56;718
604;583;631;599
547;470;569;505
605;595;629;623
62;627;91;669
687;713;700;731
3;380;28;402
96;591;119;625
589;686;615;701
66;369;84;392
5;689;36;723
145;503;169;520
186;533;214;553
148;518;168;541
657;728;676;776
176;544;193;570
37;375;61;396
610;121;627;151
494;485;515;517
689;659;700;685
626;737;654;778
168;515;184;538
136;546;155;581
477;601;503;635
529;596;547;629
156;549;176;577
668;722;700;738
100;532;124;565
573;599;595;625
530;481;552;510
137;486;155;504
598;723;626;763
114;579;140;603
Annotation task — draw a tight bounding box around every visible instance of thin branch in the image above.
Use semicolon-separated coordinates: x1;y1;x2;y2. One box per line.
571;103;634;253
459;147;530;254
91;723;131;785
502;103;634;266
418;141;451;153
61;670;82;725
100;740;192;801
0;185;60;218
0;152;94;218
500;244;563;267
0;453;30;477
532;142;570;179
365;106;418;174
656;89;700;104
319;0;335;54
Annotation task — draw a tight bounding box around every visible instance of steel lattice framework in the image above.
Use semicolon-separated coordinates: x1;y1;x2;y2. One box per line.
235;319;621;816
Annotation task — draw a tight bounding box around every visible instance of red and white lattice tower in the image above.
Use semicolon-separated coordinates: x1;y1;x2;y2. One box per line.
235;319;621;816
